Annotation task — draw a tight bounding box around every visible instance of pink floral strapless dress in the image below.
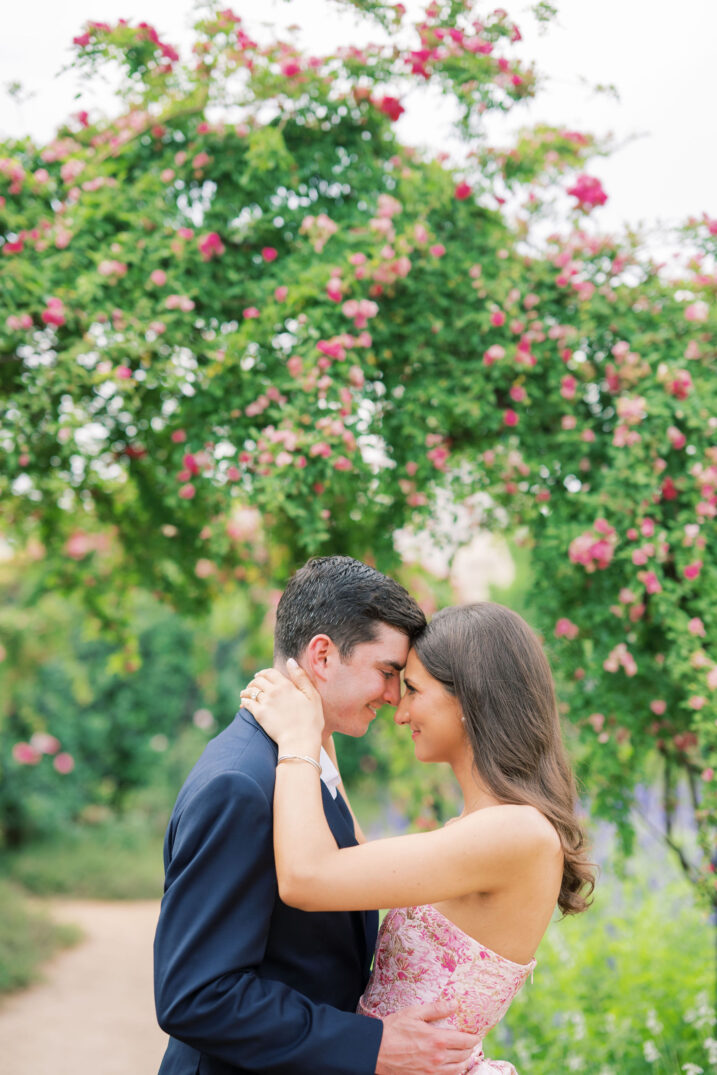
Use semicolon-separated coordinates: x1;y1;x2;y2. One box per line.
358;904;535;1073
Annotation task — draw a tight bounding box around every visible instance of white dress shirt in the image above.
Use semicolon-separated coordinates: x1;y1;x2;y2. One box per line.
319;746;340;799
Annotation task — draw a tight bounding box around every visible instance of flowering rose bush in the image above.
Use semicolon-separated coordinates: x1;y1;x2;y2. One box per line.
0;1;714;899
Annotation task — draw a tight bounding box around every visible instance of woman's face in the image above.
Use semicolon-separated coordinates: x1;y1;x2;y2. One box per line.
394;649;466;765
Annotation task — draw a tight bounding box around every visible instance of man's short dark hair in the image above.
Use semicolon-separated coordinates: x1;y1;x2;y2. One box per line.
274;556;426;661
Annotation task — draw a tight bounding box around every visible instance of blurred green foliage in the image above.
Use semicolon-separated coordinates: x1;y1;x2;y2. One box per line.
494;867;714;1074
0;879;80;993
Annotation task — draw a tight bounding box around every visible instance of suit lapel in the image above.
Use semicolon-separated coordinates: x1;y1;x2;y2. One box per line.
320;784;375;967
238;707;374;967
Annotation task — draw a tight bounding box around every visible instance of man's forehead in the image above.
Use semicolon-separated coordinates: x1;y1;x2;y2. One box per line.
366;624;410;665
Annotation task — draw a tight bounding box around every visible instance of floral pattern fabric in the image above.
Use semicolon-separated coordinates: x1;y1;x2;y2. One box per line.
358;904;535;1073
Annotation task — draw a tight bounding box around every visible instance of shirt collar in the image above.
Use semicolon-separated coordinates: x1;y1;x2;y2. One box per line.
319;746;340;799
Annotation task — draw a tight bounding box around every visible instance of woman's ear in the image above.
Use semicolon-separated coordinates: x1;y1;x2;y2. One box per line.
303;634;334;683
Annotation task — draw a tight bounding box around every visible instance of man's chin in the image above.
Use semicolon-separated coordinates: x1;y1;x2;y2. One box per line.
334;711;377;737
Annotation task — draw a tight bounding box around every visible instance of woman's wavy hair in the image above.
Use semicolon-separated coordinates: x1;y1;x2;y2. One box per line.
414;602;595;915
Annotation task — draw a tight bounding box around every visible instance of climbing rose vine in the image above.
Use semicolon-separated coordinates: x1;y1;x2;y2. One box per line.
0;0;715;899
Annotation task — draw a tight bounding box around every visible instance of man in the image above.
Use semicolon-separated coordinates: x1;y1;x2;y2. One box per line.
154;556;478;1074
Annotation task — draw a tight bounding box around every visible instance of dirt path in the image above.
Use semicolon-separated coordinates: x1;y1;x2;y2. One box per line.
0;899;168;1074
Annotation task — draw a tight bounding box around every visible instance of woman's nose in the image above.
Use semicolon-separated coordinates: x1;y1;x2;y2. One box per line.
394;698;409;724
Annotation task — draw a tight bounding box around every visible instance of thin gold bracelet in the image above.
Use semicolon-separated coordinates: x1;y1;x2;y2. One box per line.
277;753;321;774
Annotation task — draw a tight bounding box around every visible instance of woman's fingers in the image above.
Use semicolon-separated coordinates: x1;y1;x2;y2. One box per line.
285;658;319;700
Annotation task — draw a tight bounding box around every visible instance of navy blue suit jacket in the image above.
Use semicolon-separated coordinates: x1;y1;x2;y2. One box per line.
154;708;383;1074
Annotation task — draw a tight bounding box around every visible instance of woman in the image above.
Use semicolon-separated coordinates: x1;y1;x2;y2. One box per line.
241;602;594;1073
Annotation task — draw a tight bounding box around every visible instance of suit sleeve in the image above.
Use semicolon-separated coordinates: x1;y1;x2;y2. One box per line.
154;769;383;1074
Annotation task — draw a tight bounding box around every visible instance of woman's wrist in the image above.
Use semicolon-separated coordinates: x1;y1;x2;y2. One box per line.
276;733;321;758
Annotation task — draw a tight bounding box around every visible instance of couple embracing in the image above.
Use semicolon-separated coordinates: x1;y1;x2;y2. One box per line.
154;556;594;1073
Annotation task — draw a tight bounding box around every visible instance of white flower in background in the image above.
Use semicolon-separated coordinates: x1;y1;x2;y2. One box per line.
685;993;713;1031
646;1009;663;1036
704;1038;717;1064
567;1057;584;1071
567;1011;586;1042
643;1041;660;1063
193;708;215;730
681;1063;703;1074
150;734;169;752
604;1012;617;1034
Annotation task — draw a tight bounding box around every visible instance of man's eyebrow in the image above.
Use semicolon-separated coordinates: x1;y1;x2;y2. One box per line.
378;660;403;671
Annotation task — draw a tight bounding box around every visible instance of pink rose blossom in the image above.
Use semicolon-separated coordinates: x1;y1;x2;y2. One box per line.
668;370;693;399
178;483;196;499
483;345;505;366
706;668;717;690
198;232;225;261
689;696;706;710
509;385;526;403
490;310;506;327
13;742;42;765
638;570;662;594
667;425;686;450
41;297;66;326
280;59;302;78
454;181;472;200
6;313;33;330
684;301;709;322
30;732;61;754
54;752;75;774
650;700;666;715
274;286;288;302
688;617;706;636
97;259;127;278
567;174;608;209
684;561;703;580
560;375;577;400
554;618;579;640
262;247;278;262
503;409;519;427
429;243;446;258
150;269;167;286
569;520;617;572
166;294;195;312
243;306;260;319
376;95;405;121
326;278;343;302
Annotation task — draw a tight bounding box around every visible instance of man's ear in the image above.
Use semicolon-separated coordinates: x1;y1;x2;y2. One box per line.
303;634;334;683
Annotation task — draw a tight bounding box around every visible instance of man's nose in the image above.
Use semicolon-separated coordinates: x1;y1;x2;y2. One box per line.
382;677;401;707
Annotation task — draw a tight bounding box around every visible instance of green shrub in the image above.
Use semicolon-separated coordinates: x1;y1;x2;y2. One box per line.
490;869;715;1074
2;815;165;899
0;880;80;994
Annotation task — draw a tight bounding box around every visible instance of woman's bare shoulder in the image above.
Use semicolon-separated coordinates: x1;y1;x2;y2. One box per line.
460;802;563;855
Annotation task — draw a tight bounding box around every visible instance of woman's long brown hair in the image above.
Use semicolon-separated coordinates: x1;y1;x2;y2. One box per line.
414;602;595;915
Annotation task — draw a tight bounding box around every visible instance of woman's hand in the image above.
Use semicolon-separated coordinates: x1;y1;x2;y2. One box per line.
240;659;324;754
